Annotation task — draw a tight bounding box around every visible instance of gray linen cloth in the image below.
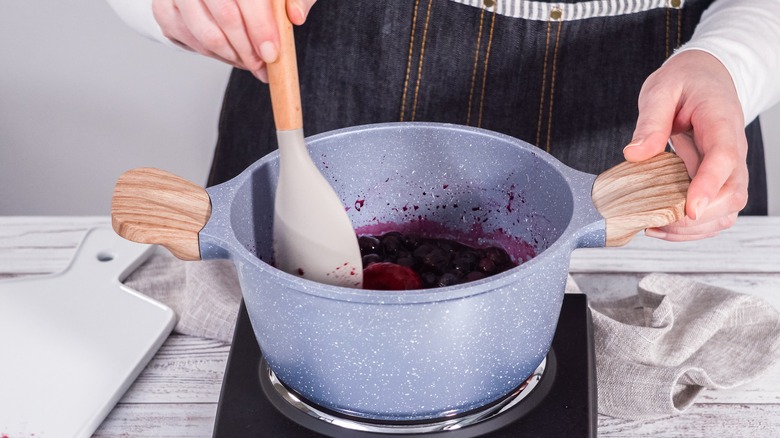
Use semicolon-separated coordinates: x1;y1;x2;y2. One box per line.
125;250;242;343
125;252;780;419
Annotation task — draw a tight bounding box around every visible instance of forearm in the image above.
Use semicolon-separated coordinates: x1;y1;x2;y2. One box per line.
675;0;780;124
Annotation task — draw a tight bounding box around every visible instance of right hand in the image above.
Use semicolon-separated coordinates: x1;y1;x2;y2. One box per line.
151;0;317;82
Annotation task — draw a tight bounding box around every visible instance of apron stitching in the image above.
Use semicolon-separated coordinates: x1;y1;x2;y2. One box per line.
466;7;487;126
535;20;552;148
664;6;670;59
400;0;421;122
546;21;563;153
477;5;498;128
676;6;682;48
411;0;434;122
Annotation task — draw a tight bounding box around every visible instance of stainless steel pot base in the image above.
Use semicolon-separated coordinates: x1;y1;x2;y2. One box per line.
260;355;551;435
214;294;596;437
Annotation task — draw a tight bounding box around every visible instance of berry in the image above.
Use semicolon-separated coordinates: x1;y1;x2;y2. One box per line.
358;235;381;256
380;232;404;257
477;257;497;274
363;263;422;291
358;231;520;290
362;253;382;267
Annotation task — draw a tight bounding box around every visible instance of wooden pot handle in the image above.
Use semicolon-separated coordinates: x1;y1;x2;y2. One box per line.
111;168;211;261
267;0;303;131
592;152;689;247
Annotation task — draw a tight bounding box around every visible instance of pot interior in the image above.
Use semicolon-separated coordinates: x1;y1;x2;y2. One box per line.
230;123;575;270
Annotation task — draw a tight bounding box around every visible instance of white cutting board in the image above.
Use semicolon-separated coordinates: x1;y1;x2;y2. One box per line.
0;227;176;437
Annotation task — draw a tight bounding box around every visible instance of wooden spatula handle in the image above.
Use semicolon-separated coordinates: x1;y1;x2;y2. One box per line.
267;0;303;131
592;152;690;247
111;168;211;261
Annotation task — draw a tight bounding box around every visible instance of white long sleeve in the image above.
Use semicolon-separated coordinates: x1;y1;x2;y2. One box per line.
105;0;176;48
675;0;780;124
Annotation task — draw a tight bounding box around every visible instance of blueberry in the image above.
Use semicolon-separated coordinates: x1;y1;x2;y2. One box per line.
362;253;382;267
477;257;496;274
403;234;421;250
413;243;435;259
358;235;381;256
420;247;450;273
463;271;486;283
484;246;511;267
452;251;478;273
437;272;459;287
380;232;405;257
420;271;438;287
396;255;414;267
435;239;460;255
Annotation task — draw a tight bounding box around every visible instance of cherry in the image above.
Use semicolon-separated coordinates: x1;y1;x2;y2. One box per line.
363;262;423;291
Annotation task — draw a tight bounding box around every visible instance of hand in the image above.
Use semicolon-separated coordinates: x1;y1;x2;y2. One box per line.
151;0;317;82
623;50;749;241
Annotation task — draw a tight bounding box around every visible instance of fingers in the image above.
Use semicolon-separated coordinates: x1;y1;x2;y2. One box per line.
287;0;317;25
203;0;264;74
646;211;738;240
177;0;240;63
153;0;201;52
668;132;701;177
644;212;735;242
683;123;747;221
644;229;720;242
236;0;279;64
152;0;316;82
623;73;680;162
154;0;243;68
644;166;747;242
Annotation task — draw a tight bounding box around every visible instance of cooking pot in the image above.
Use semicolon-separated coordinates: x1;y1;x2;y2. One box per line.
112;122;688;421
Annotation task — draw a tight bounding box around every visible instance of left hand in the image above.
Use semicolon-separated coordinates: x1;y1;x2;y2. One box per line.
623;49;749;241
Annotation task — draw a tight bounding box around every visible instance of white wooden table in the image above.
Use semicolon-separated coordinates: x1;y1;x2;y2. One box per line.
2;216;779;437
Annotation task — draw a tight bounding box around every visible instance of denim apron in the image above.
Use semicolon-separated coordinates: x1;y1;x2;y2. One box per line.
208;0;767;215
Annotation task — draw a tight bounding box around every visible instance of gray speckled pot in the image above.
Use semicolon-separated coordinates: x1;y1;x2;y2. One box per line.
199;122;604;421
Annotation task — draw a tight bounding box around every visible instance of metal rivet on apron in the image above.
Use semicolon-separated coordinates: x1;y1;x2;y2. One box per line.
550;7;563;21
483;0;495;7
669;0;682;8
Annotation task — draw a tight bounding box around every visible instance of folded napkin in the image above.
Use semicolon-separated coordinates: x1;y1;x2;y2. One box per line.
125;254;780;419
585;273;780;419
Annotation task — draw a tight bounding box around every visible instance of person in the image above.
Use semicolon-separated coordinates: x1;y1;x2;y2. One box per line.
107;0;780;242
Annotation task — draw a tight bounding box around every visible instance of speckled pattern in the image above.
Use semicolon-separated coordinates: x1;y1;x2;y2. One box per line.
199;122;605;421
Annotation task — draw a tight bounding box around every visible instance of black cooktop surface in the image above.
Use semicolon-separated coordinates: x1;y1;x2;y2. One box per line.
213;294;596;437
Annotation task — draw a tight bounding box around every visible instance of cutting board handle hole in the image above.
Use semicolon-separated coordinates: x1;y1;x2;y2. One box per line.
97;252;115;262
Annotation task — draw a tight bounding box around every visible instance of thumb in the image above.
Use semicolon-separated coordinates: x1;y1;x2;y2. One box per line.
287;0;317;25
623;87;677;162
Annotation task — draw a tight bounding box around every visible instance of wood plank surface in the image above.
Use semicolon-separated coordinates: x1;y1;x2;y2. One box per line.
91;403;780;438
570;216;780;273
598;404;780;437
117;335;230;404
93;403;217;437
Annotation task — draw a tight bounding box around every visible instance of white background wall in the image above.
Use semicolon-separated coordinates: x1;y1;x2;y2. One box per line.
1;1;778;216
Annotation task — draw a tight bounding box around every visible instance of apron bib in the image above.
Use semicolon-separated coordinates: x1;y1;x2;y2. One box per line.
208;0;766;215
